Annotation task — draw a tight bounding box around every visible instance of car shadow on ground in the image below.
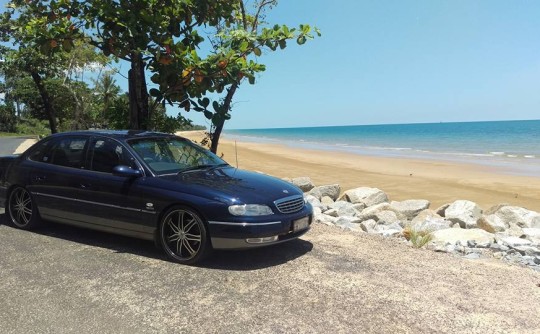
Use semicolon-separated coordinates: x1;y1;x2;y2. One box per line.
200;238;313;271
0;212;313;271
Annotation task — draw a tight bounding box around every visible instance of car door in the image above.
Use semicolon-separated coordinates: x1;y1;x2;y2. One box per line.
71;136;157;237
26;135;92;223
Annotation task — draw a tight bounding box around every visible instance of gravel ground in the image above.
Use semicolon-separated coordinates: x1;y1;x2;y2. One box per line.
1;209;539;334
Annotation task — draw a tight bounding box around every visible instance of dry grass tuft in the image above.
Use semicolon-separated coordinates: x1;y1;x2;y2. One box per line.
403;226;434;248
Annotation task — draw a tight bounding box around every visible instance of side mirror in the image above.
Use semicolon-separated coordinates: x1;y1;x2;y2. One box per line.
112;165;142;178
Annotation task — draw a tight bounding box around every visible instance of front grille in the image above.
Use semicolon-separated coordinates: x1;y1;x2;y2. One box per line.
274;195;305;214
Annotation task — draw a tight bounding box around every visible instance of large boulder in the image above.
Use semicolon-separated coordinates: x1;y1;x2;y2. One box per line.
504;222;525;237
430;228;494;247
477;214;507;233
335;216;362;224
320;196;335;208
390;199;430;220
309;184;341;201
435;203;450;217
375;210;400;225
353;203;367;212
357;203;391;221
323;208;339;217
521;228;540;243
335;216;362;231
291;177;315;192
314;213;338;226
409;210;452;233
342;187;388;207
329;201;358;217
511;245;540;256
304;195;324;210
484;203;510;215
495;236;532;248
493;206;540;229
360;219;377;233
444;200;482;229
373;223;403;237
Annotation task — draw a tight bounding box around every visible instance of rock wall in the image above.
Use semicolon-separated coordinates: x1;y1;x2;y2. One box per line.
290;177;540;271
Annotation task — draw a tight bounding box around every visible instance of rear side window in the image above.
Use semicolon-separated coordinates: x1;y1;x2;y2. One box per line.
27;140;52;162
46;137;88;168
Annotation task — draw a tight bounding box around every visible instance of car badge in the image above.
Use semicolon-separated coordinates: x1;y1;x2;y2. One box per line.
283;190;289;194
146;203;154;210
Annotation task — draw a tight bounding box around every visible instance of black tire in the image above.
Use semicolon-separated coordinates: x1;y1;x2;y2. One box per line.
158;206;211;265
7;187;42;230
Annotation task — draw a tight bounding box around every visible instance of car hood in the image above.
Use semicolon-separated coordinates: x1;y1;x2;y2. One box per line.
156;166;303;205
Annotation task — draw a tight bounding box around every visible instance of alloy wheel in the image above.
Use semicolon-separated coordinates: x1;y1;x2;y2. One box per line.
160;208;206;263
8;187;35;228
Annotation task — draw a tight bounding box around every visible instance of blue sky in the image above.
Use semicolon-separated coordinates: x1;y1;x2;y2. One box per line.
217;0;540;129
2;1;540;129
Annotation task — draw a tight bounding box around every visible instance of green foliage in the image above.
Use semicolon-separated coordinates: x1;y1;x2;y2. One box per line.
147;97;193;134
0;104;17;132
2;0;317;139
104;94;130;130
38;0;241;129
187;0;320;152
1;2;108;133
15;118;51;137
105;93;201;133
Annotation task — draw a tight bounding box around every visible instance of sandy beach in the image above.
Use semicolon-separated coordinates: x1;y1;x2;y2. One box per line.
178;130;540;212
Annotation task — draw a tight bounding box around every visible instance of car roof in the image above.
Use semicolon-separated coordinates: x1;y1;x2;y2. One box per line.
47;130;180;141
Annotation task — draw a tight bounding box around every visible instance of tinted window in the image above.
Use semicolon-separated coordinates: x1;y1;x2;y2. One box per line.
129;137;226;175
27;140;52;163
46;137;88;168
89;138;137;173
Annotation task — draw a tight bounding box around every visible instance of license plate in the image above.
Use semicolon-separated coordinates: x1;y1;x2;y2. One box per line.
293;216;309;232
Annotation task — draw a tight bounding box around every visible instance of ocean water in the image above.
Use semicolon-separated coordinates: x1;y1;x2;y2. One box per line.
225;120;540;176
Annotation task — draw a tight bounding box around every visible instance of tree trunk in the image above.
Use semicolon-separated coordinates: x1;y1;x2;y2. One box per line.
210;83;238;153
15;101;21;119
128;52;149;130
30;71;57;134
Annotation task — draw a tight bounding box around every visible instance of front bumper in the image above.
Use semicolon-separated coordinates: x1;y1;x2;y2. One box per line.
210;226;311;249
208;206;313;249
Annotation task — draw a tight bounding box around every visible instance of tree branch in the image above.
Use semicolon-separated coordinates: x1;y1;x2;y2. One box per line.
252;0;275;32
239;0;248;30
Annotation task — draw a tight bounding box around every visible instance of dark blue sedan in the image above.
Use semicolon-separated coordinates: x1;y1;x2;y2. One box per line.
0;131;312;264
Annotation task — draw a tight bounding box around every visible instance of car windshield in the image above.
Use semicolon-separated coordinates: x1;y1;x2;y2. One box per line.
128;137;227;175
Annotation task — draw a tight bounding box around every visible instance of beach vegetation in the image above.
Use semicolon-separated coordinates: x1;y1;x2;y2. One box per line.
189;1;320;153
403;226;434;248
0;1;318;150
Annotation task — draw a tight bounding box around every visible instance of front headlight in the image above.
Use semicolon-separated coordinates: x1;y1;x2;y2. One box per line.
228;204;274;216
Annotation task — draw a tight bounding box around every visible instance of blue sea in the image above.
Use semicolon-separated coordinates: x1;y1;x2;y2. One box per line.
225;120;540;176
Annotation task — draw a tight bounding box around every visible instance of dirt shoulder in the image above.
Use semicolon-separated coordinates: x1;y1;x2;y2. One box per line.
1;211;538;333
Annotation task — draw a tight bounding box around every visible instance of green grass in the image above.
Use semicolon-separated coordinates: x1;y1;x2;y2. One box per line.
0;119;49;138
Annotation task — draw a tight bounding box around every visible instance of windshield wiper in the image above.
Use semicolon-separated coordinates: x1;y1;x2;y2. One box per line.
178;163;229;174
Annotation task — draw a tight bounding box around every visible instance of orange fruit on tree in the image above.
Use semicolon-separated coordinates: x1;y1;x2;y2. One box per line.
218;60;228;69
194;70;204;84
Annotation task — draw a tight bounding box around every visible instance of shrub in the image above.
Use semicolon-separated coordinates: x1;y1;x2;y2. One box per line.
15;118;50;137
403;226;434;248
